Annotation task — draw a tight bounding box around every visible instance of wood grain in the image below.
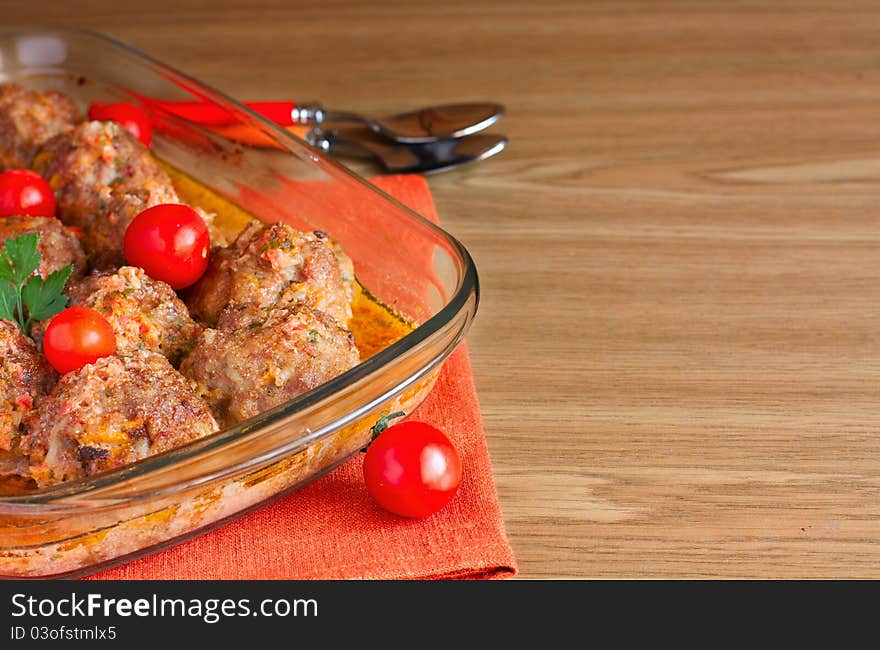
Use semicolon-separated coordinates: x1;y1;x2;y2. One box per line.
6;0;880;578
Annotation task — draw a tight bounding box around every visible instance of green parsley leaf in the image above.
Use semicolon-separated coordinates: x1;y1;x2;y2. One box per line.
0;281;17;323
3;233;41;285
0;255;13;283
22;265;72;325
0;234;72;335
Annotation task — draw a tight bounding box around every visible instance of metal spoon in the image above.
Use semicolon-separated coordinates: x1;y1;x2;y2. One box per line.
308;128;507;174
295;101;505;143
160;100;505;144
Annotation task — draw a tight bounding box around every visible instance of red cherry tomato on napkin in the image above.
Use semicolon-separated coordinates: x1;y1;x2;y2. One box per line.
43;306;117;374
363;413;462;518
88;101;152;146
124;203;210;290
0;169;56;217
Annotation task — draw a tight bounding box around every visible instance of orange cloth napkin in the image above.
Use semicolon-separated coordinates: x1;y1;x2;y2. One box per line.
87;175;517;580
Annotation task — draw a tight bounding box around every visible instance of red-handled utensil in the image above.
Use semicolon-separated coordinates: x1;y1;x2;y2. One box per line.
159;100;300;126
156;100;505;144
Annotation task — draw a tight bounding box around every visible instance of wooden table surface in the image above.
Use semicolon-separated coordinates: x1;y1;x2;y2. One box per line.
11;0;880;578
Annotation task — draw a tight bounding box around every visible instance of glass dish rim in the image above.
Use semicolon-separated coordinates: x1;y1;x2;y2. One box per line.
0;27;479;508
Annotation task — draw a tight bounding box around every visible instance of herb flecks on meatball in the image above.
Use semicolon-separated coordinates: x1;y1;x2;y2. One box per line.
34;120;176;229
33;120;220;269
0;320;56;453
185;220;354;328
22;350;218;487
59;266;201;365
180;304;359;426
0;84;79;170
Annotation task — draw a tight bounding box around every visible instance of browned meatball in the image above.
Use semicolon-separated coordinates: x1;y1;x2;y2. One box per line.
33;120;198;268
83;186;172;269
180;304;359;426
61;266;200;364
0;84;79;170
34;120;177;229
85;194;222;270
185;220;354;327
0;320;56;453
317;229;355;294
22;350;218;487
0;215;86;281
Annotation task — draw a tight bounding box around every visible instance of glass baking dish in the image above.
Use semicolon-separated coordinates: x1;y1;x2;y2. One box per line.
0;29;478;578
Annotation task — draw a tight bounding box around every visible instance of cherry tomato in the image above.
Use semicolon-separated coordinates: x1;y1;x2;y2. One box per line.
43;306;117;374
88;101;152;146
123;203;210;290
0;169;56;218
363;414;462;518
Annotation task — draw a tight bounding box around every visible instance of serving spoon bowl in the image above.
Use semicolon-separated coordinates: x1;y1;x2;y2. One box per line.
308;128;508;174
301;102;505;144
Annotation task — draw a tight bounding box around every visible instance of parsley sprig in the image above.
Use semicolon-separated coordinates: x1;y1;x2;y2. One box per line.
0;233;72;336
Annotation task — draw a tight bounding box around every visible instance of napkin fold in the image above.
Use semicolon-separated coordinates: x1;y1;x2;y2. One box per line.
88;175;517;580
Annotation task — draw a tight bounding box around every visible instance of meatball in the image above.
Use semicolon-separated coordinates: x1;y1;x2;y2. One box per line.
185;220;354;327
33;120;216;268
0;84;79;170
0;215;86;281
316;229;355;294
0;320;56;453
61;266;200;364
34;120;177;229
180;304;360;426
22;350;218;487
87;180;186;270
